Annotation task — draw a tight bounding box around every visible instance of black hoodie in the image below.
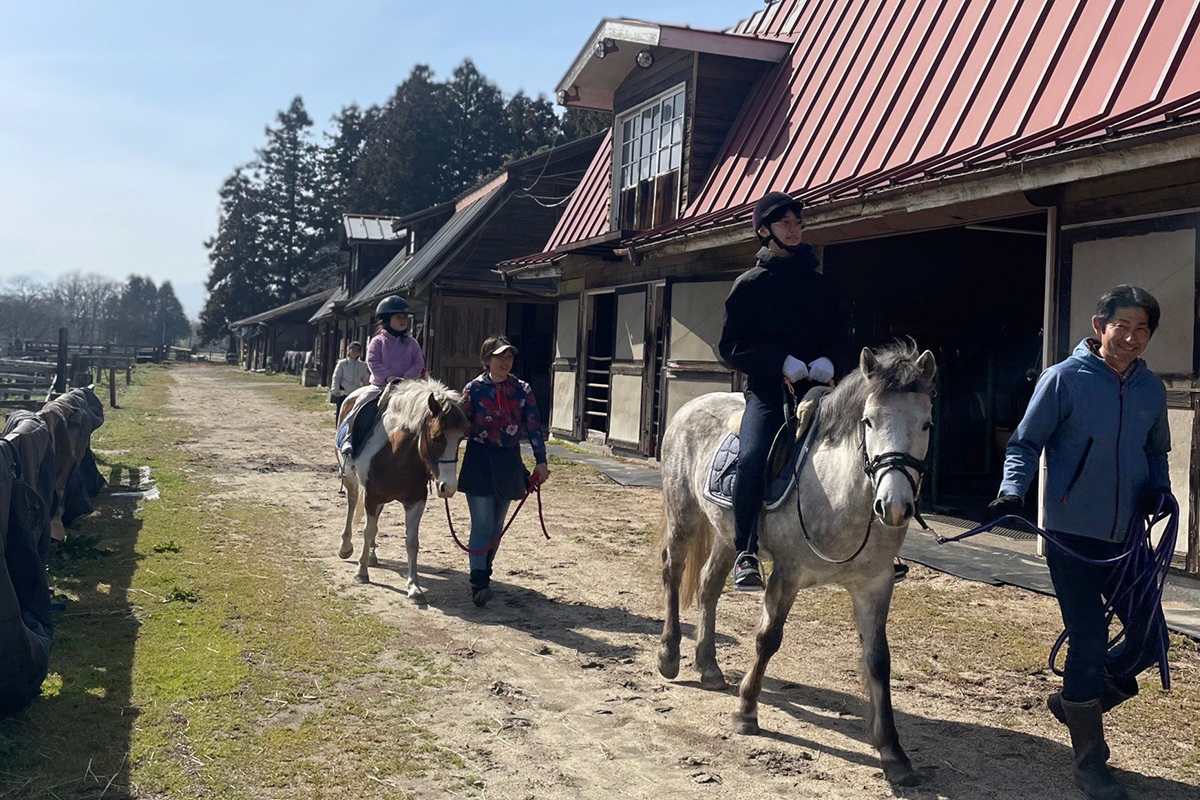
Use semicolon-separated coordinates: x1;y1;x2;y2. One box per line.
718;244;849;399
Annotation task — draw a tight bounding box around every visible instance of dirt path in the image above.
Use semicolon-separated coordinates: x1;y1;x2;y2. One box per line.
169;365;1199;799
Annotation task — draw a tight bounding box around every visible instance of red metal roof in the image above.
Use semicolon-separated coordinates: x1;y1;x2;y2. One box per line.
531;130;614;260
510;0;1200;267
674;0;1200;237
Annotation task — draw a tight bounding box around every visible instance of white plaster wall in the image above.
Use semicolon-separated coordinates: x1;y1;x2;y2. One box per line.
615;291;646;362
551;370;576;432
669;281;734;363
663;375;733;432
609;372;644;445
556;298;580;360
1069;229;1195;375
1167;408;1193;553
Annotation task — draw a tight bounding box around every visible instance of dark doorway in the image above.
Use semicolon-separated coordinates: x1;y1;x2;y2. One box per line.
505;301;555;417
584;292;617;437
824;213;1047;515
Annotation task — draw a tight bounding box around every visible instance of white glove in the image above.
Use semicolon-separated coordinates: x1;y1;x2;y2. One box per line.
808;357;835;384
782;356;808;383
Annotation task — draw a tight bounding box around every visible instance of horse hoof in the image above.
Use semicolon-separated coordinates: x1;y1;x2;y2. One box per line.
337;544;353;559
882;758;919;787
354;571;370;584
657;649;680;680
733;715;760;736
699;671;728;691
407;587;426;602
369;552;380;568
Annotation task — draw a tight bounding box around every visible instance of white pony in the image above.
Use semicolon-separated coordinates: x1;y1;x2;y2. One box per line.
336;379;470;599
657;341;936;787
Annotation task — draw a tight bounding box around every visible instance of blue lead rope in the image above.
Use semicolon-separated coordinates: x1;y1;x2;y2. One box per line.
934;495;1179;691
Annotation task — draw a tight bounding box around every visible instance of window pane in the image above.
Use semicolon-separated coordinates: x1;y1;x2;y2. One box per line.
669;142;681;171
672;118;683;145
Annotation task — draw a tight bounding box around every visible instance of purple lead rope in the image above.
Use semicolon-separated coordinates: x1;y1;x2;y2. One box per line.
934;496;1179;690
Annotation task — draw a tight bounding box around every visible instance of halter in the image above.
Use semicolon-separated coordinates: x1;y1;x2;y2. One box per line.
793;404;930;565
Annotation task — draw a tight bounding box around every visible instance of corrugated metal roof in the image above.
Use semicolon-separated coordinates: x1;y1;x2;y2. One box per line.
347;187;507;308
348;251;414;309
662;0;1200;240
308;287;349;324
342;214;405;242
231;289;335;328
388;186;508;294
500;132;615;268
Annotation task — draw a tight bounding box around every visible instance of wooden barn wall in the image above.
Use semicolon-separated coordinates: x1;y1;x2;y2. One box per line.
689;54;770;207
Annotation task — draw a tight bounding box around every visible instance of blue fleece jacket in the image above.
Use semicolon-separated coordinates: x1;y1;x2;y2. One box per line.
1000;338;1171;542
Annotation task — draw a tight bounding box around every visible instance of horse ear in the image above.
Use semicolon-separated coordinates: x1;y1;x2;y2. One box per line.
917;349;937;383
859;347;878;379
428;393;442;417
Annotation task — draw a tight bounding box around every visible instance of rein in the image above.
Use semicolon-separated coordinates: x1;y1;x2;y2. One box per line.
934;496;1179;689
444;481;551;554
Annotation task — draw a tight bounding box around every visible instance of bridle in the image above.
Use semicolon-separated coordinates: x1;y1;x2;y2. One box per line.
795;405;930;564
418;417;462;484
858;417;930;528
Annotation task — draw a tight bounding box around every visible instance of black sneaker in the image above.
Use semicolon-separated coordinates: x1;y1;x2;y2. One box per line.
733;552;765;591
893;561;909;582
472;587;493;607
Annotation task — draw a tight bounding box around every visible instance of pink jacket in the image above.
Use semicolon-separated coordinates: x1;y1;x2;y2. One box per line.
366;332;425;387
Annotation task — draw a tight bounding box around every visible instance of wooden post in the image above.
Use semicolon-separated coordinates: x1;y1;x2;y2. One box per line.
126;362;132;385
109;367;117;408
54;327;68;394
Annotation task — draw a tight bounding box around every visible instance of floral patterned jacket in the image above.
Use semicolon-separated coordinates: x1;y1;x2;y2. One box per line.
461;373;547;464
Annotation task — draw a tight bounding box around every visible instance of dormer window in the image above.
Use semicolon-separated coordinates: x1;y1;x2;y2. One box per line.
616;84;685;231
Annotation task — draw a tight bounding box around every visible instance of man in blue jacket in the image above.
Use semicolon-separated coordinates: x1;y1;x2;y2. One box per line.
991;284;1170;800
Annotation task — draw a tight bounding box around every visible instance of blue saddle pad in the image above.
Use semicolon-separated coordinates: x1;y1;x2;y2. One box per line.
702;430;805;511
336;421;351;451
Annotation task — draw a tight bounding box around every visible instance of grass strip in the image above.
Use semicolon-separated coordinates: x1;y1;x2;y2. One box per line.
0;365;460;798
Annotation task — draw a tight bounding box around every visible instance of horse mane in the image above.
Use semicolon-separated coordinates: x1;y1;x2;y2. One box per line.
820;339;935;446
380;379;468;436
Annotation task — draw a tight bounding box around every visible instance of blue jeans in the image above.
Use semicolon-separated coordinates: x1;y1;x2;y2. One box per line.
1046;534;1151;702
466;493;511;586
733;391;786;555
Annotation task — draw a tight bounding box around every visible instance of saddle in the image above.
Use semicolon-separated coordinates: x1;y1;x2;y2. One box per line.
337;384;384;459
703;387;831;510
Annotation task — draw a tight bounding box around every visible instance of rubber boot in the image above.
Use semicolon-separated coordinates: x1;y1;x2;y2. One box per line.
1049;675;1139;725
1060;698;1128;800
469;569;492;608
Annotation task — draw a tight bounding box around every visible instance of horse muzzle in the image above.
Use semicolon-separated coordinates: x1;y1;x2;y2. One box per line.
435;479;458;499
873;473;915;528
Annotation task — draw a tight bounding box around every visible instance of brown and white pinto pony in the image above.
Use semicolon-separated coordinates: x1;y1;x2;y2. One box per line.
336;379;470;599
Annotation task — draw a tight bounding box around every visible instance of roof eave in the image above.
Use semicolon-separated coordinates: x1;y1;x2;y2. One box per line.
557;19;790;112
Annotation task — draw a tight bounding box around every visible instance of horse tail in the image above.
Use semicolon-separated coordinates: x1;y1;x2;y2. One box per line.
678;519;713;609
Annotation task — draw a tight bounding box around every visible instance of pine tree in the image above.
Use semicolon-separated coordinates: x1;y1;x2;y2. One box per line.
200;168;271;342
155;281;192;346
317;104;377;239
503;91;563;161
256;96;320;302
561;107;612;141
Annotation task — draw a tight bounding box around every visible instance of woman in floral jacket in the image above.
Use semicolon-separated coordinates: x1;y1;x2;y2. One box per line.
459;335;550;607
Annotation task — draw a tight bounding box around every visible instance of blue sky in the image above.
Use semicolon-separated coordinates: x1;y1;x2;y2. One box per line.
0;1;744;318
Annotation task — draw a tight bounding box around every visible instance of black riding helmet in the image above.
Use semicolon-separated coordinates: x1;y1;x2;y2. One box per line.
376;295;412;337
752;191;805;255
